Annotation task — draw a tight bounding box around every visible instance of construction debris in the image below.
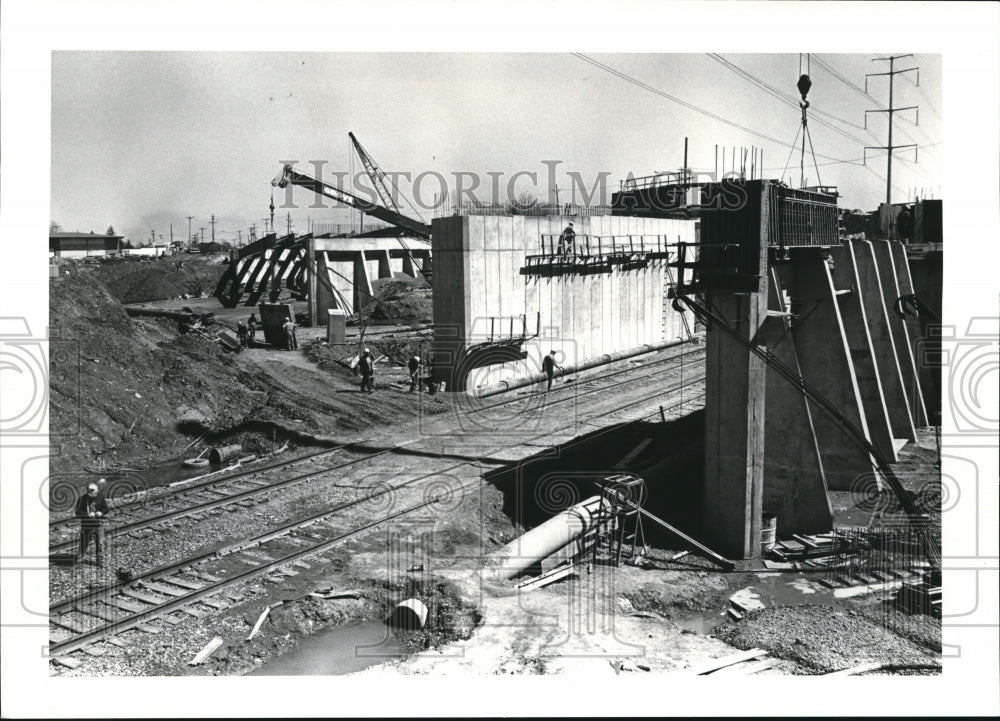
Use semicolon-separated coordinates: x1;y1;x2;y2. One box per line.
189;636;224;665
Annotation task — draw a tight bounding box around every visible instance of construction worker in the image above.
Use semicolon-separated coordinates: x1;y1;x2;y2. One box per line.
247;314;257;344
558;222;576;256
408;354;422;393
75;483;109;567
236;321;248;348
359;348;376;394
541;350;562;391
282;317;297;351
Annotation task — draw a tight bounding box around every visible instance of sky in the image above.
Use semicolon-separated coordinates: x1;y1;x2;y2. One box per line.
50;51;942;246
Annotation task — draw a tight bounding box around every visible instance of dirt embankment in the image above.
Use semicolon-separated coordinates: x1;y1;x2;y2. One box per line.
48;263;451;474
87;255;228;304
49;269;280;471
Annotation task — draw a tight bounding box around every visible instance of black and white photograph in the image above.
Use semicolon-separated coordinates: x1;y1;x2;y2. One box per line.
1;1;997;717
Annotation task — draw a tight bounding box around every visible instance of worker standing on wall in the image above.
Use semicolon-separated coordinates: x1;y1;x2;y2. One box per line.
359;348;376;394
558;222;576;256
408;354;422;393
541;350;563;391
247;314;257;345
75;483;109;567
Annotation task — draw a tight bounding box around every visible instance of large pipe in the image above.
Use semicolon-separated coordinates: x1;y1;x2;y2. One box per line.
209;444;243;465
473;333;704;399
490;496;604;580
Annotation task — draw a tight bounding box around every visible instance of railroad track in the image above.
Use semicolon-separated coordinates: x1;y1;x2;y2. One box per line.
48;369;706;665
50;344;706;553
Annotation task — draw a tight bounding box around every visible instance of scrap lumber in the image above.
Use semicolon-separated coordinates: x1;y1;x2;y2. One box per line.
188;636;224;666
683;648;769;675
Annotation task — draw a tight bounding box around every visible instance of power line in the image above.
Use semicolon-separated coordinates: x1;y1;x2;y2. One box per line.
572;53;856;164
865;54;920;204
706;53;876;148
814;53;931;148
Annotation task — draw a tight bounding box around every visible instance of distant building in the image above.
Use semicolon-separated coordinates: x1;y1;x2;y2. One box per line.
49;231;122;258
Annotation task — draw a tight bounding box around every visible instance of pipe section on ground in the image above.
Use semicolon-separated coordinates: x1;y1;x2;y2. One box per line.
490;495;604;580
209;444;243;464
473;334;704;399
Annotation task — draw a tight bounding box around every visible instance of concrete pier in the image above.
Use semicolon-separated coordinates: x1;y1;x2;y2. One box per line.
829;244;896;462
762;264;833;535
850;239;916;443
788;247;877;492
873;240;926;430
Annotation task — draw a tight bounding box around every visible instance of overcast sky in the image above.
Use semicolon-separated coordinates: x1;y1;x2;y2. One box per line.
51;52;941;246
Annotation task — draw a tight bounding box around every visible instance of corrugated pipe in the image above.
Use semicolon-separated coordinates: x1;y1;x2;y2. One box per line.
473;333;704;399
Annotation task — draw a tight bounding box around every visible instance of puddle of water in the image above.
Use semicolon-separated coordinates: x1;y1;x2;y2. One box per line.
670;610;727;635
249;621;407;676
744;573;839;607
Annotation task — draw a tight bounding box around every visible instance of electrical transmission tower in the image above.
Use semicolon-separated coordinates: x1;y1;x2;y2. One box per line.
864;54;920;205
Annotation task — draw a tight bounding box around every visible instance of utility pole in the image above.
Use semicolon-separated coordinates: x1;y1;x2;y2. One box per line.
238;230;242;246
864;54;919;205
286;212;292;236
210;214;216;243
199;227;206;247
150;229;155;246
169;223;173;245
186;216;194;249
249;224;256;242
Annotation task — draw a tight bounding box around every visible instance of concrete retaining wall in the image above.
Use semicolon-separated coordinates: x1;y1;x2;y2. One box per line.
432;214;696;390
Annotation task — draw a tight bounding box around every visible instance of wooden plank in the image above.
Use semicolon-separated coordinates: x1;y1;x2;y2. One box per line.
51;615;87;634
53;655;83;669
792;534;819;548
162;575;204;590
136;624;161;634
143;581;188;597
189;636;224;666
80;604;119;623
199;597;228;610
81;645;108;657
106;597;148;613
192;572;224;583
119;588;167;605
177;606;206;619
683;648;769;675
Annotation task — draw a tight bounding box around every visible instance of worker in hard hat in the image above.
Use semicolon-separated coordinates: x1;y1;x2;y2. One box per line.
75;483;110;567
359;348;376;394
408;354;422;393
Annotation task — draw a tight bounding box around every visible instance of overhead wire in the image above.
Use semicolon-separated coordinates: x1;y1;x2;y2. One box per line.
572;52;855;164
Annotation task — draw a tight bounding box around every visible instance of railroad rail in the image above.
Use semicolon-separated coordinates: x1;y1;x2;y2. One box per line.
49;365;706;664
50;344;707;551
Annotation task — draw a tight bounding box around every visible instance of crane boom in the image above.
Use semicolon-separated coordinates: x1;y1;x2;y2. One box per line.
349;132;399;212
272;164;431;239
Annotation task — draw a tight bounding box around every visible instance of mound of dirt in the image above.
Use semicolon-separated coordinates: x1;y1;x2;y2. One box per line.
91;255;227;304
49;270;275;472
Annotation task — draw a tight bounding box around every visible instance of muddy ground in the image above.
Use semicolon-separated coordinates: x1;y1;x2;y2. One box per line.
48;259;942;677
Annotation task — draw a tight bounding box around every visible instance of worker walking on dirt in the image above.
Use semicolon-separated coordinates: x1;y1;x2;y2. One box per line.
75;483;109;567
541;350;563;391
408;354;422;393
557;222;576;256
237;321;248;348
247;314;257;344
359;348;376;394
282;318;298;351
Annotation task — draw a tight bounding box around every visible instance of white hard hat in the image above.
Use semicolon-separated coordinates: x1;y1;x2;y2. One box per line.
87;483;99;492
